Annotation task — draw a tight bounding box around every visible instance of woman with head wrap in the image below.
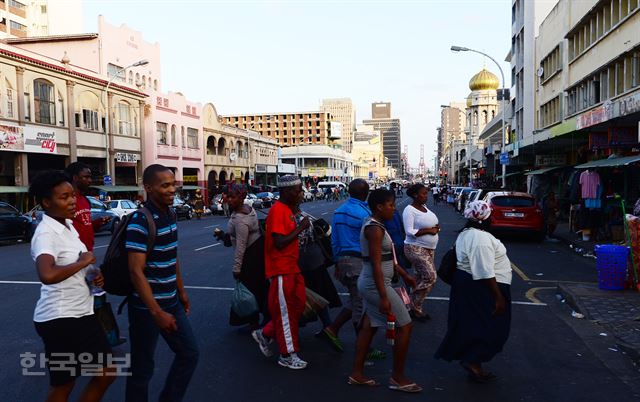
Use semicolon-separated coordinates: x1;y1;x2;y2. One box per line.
435;200;512;383
216;183;268;327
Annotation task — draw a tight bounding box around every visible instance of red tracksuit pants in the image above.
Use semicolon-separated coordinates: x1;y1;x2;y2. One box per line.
262;273;306;355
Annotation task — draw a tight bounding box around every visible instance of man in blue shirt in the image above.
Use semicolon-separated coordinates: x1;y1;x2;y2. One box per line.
319;179;370;352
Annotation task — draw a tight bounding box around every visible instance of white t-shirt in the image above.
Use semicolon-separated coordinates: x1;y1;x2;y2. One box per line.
31;214;93;322
455;228;512;285
402;204;439;249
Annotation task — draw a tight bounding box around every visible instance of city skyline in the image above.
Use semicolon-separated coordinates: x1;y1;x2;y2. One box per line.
82;0;512;169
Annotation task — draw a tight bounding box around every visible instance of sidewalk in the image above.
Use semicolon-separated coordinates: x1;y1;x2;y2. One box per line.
553;221;598;257
558;282;640;364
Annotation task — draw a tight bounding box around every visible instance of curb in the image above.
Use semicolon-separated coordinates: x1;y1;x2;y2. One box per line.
556;284;640;366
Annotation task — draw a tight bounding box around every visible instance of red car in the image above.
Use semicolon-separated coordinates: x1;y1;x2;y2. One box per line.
483;191;545;240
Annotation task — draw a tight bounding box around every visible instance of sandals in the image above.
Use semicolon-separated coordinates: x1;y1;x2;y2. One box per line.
365;348;386;360
347;376;380;387
320;328;344;352
389;378;422;393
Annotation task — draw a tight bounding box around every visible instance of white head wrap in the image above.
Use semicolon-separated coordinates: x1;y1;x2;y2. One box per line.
464;200;492;222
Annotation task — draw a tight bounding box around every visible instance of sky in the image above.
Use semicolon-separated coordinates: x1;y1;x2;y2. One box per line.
82;0;512;169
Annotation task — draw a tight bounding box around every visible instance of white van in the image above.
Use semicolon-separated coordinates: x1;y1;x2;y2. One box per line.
317;181;347;192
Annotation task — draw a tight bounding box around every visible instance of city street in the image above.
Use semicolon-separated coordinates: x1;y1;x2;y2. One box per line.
2;196;639;401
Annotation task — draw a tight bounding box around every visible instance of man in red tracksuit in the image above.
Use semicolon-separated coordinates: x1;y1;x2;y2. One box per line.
251;175;310;369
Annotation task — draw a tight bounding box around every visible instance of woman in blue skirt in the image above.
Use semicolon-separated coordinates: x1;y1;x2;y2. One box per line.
435;200;512;383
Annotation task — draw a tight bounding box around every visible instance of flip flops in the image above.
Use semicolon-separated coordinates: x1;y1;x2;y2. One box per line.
388;378;422;393
319;328;344;352
347;376;380;387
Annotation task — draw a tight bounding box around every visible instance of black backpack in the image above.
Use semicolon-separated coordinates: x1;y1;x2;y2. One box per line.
100;207;156;296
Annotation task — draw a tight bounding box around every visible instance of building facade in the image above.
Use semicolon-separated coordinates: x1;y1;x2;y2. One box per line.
362;105;402;170
371;102;391;119
438;102;466;183
279;145;354;183
321;97;355;153
0;0;84;39
202;103;278;192
221;111;341;149
352;124;393;180
0;42;146;208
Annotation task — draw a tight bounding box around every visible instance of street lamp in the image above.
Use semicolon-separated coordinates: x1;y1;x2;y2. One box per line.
102;59;149;179
451;45;507;188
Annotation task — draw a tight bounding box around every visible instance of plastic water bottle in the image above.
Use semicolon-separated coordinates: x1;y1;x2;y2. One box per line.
386;314;396;346
85;265;106;296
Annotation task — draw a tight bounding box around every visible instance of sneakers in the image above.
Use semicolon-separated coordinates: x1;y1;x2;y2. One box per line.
278;353;308;370
251;330;274;357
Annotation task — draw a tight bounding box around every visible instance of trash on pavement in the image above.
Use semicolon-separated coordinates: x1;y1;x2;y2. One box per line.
599;333;608;337
608;348;619;352
572;311;585;319
536;273;544;276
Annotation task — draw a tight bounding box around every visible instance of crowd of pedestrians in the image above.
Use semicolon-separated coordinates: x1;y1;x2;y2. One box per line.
27;163;512;401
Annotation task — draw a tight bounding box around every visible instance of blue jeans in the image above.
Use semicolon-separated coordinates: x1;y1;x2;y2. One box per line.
125;302;199;402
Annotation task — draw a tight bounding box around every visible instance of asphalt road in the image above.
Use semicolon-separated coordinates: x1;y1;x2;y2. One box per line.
1;195;639;401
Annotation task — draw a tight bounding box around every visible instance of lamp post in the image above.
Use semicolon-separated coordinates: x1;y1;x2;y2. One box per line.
102;59;149;179
451;46;507;188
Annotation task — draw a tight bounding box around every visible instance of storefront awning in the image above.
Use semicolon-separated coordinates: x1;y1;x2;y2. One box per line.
181;185;203;190
524;166;567;175
0;186;28;193
90;185;142;193
575;155;640;169
496;172;524;179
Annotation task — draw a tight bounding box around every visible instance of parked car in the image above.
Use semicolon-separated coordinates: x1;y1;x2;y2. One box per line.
464;189;481;212
87;197;121;234
256;192;274;208
172;197;194;220
107;199;138;219
455;188;474;212
484;191;544;241
245;193;263;209
0;202;32;242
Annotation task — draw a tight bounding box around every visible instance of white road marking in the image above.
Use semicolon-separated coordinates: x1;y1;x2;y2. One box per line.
321;212;328;215
0;280;547;306
194;243;221;251
204;225;219;229
94;245;109;249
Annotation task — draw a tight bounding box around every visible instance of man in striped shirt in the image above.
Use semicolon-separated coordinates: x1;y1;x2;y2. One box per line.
125;164;199;402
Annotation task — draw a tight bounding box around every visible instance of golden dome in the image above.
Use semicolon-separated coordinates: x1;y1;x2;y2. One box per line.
469;68;499;91
466;94;473;107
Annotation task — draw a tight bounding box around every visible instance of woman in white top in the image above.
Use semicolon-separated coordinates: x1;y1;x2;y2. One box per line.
402;183;440;320
29;170;115;401
435;200;512;384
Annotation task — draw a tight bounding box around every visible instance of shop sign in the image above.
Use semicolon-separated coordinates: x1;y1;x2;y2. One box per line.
255;164;266;173
307;167;327;176
0;124;23;152
267;165;277;173
535;154;567;166
234;169;242;177
277;163;296;174
183;175;198;184
576;102;612;130
618;92;640;117
115;152;140;163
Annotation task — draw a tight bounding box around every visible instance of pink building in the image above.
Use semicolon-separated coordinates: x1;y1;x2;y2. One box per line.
8;16;205;189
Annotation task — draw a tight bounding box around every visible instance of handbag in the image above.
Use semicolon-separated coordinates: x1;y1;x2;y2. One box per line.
394;286;411;306
437;245;457;285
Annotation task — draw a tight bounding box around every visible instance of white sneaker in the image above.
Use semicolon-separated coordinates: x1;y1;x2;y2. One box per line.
278;353;308;370
251;330;273;357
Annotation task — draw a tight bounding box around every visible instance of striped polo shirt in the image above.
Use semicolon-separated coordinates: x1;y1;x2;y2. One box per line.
125;201;178;309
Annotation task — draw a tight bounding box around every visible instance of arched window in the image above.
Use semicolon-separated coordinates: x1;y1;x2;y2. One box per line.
128;71;133;85
171;125;176;145
153;79;158;91
236;140;243;157
244;142;249;159
76;91;101;131
206;136;216;155
482;110;488;124
217;137;226;155
135;73;140;85
491;110;496;119
181;126;185;148
473;111;478;126
33;79;55;124
141;75;146;89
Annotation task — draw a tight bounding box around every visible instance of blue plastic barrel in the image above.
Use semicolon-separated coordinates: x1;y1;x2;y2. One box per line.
595;245;629;290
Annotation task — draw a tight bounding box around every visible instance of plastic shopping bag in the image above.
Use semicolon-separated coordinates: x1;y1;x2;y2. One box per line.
231;281;259;318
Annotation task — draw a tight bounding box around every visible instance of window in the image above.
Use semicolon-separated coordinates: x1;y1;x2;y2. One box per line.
128;71;133;85
82;109;99;131
40;4;47;13
23;92;30;120
117;101;133;135
539;96;561;128
107;63;125;83
157;122;168;145
187;128;198;148
6;88;14;118
171;125;176;145
181;127;185;148
540;45;562;83
33;79;55;124
9;0;26;9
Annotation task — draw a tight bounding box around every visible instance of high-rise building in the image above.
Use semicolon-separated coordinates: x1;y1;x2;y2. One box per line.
321;98;355;153
509;0;557;142
363;102;401;170
371;102;391;119
221;111;340;148
0;0;84;39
